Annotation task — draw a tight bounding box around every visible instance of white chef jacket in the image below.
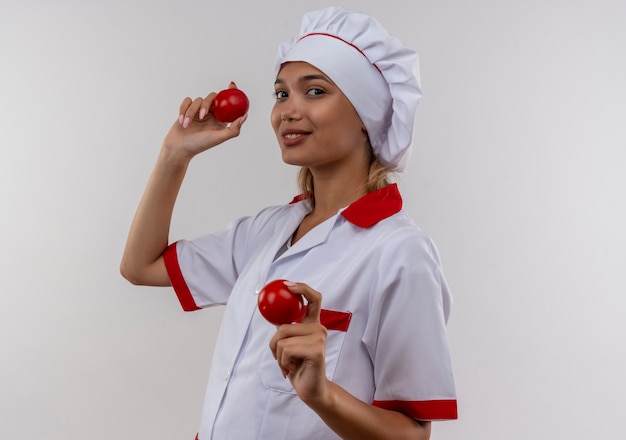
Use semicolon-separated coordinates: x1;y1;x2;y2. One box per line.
164;184;457;440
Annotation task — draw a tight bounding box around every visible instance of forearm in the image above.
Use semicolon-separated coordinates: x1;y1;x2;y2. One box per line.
308;381;431;440
120;147;190;286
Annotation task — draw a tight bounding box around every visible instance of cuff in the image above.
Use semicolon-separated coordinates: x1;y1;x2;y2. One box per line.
163;242;201;312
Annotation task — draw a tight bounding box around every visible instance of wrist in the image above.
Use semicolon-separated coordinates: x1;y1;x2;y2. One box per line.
159;142;193;170
303;379;339;416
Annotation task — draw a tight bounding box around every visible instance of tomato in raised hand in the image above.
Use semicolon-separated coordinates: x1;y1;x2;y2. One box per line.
212;87;249;123
258;279;305;326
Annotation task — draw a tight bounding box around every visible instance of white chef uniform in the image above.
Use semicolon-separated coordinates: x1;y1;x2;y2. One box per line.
164;184;457;439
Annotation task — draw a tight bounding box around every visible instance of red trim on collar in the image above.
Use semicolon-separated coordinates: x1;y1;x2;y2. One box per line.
342;183;402;228
289;184;403;228
289;194;308;204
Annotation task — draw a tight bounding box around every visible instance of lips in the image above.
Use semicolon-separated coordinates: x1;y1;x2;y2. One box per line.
280;129;310;146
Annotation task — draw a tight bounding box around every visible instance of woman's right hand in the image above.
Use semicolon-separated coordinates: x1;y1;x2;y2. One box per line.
163;82;248;160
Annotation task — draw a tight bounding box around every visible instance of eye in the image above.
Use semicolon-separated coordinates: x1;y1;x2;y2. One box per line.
306;88;325;96
274;90;288;100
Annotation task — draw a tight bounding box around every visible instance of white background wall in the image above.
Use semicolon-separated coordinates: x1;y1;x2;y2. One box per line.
1;0;624;439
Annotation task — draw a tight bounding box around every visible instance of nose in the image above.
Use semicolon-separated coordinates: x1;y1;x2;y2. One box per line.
278;104;302;122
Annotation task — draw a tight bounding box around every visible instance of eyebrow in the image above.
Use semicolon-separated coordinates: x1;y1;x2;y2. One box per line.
274;74;334;85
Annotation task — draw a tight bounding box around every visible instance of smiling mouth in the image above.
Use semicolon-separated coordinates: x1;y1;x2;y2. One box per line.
281;130;311;145
284;133;307;139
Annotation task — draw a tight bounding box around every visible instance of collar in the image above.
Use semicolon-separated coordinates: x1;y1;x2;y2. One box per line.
289;183;403;228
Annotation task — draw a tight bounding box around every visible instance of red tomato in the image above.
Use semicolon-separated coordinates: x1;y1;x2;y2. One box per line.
212;88;249;123
257;279;305;326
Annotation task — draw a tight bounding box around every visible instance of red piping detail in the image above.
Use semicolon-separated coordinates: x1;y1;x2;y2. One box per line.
297;307;352;332
298;32;383;75
373;399;458;421
163;242;201;312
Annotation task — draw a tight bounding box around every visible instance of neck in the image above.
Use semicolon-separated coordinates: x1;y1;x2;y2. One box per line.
308;163;369;219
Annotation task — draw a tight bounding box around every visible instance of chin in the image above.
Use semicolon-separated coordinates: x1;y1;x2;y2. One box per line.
280;152;308;167
282;159;307;168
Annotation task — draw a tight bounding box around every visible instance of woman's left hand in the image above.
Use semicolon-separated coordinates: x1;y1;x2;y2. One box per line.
269;282;330;405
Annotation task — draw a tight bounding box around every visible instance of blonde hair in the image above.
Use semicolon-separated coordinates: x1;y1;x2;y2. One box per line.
297;155;391;202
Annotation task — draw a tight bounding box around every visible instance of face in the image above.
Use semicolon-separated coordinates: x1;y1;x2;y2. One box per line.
271;62;369;172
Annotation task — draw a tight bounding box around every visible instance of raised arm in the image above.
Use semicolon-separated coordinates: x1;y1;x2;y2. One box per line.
120;86;247;286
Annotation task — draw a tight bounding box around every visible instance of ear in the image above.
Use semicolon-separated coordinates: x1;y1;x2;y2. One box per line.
359;119;370;143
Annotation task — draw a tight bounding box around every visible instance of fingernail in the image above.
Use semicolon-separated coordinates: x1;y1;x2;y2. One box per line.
199;108;206;120
179;114;184;125
183;116;190;128
283;281;296;286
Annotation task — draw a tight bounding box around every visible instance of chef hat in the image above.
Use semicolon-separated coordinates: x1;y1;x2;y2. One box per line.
275;6;422;173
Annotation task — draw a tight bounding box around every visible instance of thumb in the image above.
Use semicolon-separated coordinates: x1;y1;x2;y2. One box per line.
284;281;322;323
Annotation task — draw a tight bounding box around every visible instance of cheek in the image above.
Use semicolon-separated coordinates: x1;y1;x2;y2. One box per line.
322;106;363;143
270;107;281;134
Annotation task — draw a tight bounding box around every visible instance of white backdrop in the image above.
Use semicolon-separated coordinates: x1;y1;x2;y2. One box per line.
1;1;625;439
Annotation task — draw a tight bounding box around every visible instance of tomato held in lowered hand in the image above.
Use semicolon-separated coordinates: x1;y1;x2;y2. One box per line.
212;88;249;123
258;279;305;326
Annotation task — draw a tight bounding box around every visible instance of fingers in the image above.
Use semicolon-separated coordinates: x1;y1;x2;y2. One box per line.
177;81;239;128
226;113;248;136
178;93;217;128
284;281;322;323
268;281;325;376
178;97;193;123
270;323;327;377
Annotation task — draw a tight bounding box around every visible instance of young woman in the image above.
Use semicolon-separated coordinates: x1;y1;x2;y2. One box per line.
121;7;457;440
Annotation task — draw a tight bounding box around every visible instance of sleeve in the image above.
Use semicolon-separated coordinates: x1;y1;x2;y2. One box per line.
365;232;458;421
163;215;254;312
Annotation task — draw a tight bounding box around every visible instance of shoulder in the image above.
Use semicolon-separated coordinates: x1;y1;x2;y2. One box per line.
367;211;452;320
376;210;436;249
232;200;304;227
371;210;444;272
225;200;308;246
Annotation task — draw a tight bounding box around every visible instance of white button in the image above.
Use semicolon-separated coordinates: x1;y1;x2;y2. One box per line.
254;284;263;295
224;368;231;381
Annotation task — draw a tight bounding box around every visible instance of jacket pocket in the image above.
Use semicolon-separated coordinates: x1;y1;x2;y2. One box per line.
258;309;352;393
